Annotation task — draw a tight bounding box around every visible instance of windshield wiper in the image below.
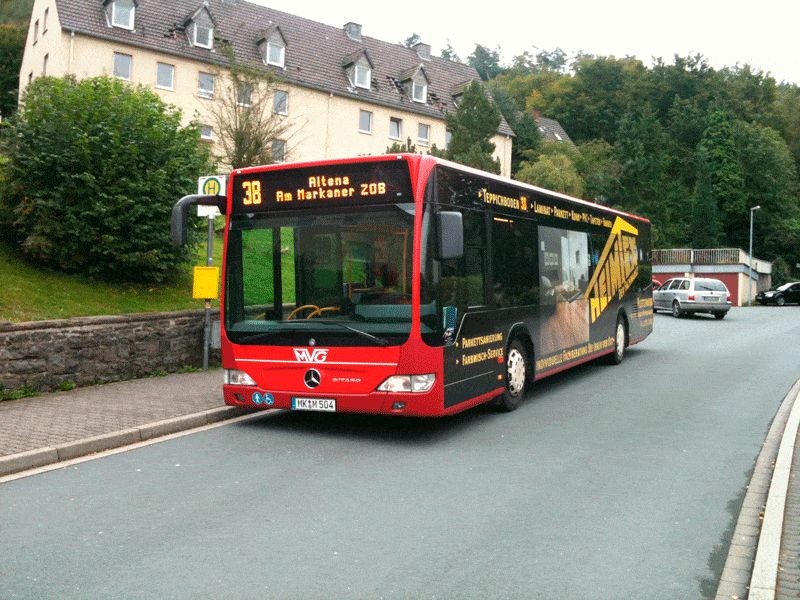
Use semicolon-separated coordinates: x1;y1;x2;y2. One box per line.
321;321;390;347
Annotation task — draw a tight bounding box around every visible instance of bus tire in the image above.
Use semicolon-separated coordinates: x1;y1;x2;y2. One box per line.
498;339;528;412
606;315;626;365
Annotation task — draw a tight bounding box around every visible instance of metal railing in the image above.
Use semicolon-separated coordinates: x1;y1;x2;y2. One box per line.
653;248;772;274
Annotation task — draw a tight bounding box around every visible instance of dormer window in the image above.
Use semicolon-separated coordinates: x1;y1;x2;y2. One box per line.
354;64;371;89
257;26;287;68
104;0;136;30
400;65;429;104
342;50;374;91
412;81;427;103
185;7;214;49
193;20;213;48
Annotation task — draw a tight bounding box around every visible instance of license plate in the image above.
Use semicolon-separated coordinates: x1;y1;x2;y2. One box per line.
292;398;336;412
703;296;717;301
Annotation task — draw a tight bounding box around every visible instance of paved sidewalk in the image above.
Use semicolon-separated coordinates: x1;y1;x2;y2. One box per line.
2;370;800;599
0;369;249;477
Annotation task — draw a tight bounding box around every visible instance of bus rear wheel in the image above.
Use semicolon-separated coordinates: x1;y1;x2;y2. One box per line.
497;340;527;412
606;316;626;365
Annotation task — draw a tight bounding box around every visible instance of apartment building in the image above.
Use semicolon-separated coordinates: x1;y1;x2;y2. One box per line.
19;0;515;175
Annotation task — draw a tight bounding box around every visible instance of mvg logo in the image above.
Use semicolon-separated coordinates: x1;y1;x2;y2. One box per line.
293;348;329;363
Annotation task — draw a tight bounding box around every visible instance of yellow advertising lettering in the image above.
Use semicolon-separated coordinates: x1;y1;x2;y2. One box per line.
585;217;639;323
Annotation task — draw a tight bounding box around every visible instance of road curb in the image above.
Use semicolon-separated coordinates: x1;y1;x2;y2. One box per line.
715;378;800;600
750;377;800;600
0;406;251;477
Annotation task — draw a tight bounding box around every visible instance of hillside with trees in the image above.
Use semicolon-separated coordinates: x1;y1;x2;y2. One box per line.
456;44;800;281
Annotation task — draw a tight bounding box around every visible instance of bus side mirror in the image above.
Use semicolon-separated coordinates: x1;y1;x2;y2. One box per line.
171;194;227;247
437;211;463;260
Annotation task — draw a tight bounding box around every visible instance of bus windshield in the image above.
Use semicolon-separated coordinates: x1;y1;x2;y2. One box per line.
224;204;419;346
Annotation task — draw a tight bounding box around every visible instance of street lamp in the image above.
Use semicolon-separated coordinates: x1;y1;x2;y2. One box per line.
748;205;761;306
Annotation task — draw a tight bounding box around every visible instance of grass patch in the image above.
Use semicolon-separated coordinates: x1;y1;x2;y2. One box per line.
0;235;223;323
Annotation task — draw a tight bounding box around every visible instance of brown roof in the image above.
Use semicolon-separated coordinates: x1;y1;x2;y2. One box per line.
56;0;514;136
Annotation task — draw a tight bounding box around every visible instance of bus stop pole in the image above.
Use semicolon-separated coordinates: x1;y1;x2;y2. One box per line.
203;215;214;370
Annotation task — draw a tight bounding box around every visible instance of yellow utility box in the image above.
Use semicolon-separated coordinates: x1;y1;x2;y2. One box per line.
193;266;220;299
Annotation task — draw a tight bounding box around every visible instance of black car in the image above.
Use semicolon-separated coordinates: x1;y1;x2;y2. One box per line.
756;282;800;306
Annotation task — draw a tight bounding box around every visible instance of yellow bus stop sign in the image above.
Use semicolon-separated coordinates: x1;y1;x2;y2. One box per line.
193;266;219;299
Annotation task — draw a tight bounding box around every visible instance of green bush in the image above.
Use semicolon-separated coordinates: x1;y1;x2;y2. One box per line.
0;76;211;284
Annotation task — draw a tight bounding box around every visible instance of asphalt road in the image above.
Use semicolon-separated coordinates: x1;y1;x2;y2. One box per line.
3;307;799;600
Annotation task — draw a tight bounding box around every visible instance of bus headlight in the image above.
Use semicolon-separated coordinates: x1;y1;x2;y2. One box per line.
224;369;257;386
377;374;436;393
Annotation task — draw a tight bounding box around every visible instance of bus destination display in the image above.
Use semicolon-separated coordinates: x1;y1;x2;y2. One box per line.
231;160;413;212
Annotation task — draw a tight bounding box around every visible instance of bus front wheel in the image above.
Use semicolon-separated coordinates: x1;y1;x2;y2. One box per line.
497;340;528;412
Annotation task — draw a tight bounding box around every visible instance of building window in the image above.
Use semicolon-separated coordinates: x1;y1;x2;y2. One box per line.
113;52;132;80
43;53;48;76
389;117;402;140
267;41;285;67
418;124;430;146
43;8;48;32
198;72;214;98
272;140;286;162
412;81;427;103
111;0;135;30
193;21;213;49
359;110;372;134
156;63;174;90
237;83;252;107
33;20;38;43
200;125;213;140
354;64;371;89
273;90;288;115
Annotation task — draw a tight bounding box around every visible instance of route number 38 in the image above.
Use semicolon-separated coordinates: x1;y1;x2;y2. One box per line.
242;180;262;205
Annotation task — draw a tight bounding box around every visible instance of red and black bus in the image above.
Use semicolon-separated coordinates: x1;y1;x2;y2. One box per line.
173;154;653;416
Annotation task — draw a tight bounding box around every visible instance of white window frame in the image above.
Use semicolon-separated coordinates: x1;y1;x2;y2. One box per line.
389;117;402;140
273;90;288;115
418;123;430;146
111;0;135;30
43;8;48;33
200;125;213;140
354;64;371;90
113;52;132;80
42;53;48;77
193;22;213;49
412;81;427;103
198;72;214;99
267;41;285;68
156;62;174;90
33;19;39;43
359;110;373;134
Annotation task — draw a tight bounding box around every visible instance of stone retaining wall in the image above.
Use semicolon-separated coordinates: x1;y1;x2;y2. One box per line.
0;310;221;394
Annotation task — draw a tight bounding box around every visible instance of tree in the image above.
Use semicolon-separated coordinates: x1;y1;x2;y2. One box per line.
697;111;745;246
205;46;292;170
440;39;461;63
516;151;584;197
467;44;504;81
0;0;33;24
437;80;502;173
0;76;211;284
402;33;421;48
0;23;25;117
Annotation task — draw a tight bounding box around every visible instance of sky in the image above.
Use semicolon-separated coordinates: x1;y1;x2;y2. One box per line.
250;0;800;85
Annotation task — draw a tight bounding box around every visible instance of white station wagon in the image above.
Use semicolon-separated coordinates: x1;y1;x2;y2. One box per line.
653;277;732;319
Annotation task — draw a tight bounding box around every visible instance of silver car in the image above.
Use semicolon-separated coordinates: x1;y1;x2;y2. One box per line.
653;277;732;319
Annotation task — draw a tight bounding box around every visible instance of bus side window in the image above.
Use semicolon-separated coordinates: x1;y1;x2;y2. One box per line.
438;210;485;318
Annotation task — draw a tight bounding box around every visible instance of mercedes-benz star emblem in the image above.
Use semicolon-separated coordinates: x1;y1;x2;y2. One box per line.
304;368;321;389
